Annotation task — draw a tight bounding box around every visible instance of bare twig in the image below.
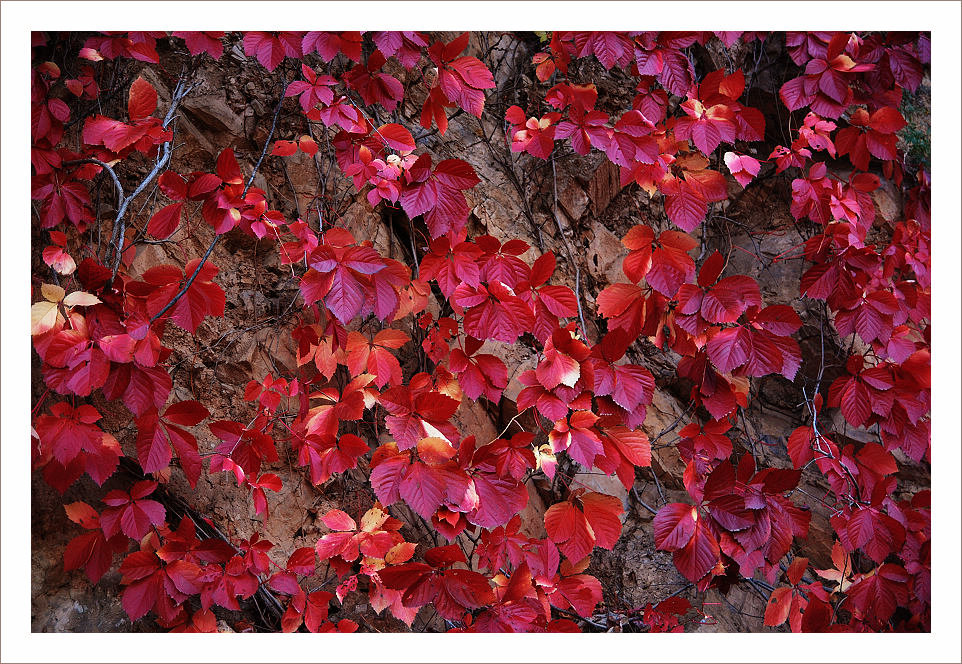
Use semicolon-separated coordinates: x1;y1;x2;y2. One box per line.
550;153;589;340
280;158;302;220
407;217;419;278
105;78;197;276
492;409;525;442
63;157;124;202
553;607;609;631
150;77;286;325
631;486;659;515
649;466;667;505
478;115;545;252
648;400;696;447
665;582;695;600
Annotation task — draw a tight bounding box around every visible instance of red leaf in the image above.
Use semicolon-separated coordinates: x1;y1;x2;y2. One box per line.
322;508;357;532
172;31;225;59
166;559;204;595
597;425;651;489
269;571;301;596
697;250;726;288
163;400;210;427
468;471;528;529
845;564;909;626
128;77;157;122
801;595;832;632
127;501;165;539
597;282;645;319
120;548;161;582
449;347;507;403
840;379;871;428
672;520;720;583
424;185;470;239
166;425;202;488
113;364;172;418
659;50;694;96
724;152;761;188
375;123;415;153
786;426;816;469
536;348;580;391
121;572;162;621
764;587;793;626
653;503;697;551
555;573;603;618
544;501;594;562
145;260;226;333
457;284;534;344
845;509;875;549
146;202;183;239
380;559;493;621
370;451;411;508
433;159;481;190
399;462;445;519
64;530;123;583
302;31;362;63
216;148;244;185
400;180;438;220
64;501;100;529
752;305;802;336
135;410;171;474
420;86;453;135
702;275;761;323
299;135;319;156
780;76;812;112
544;493;623;562
608;364;655;412
706;327;749;373
664;186;708;233
271;140;297;157
243;32;288;71
740;329;785;377
580;492;623;550
187;173;221;200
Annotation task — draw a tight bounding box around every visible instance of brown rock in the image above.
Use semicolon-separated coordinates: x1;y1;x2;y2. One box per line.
586;225;625;284
644;390;688;485
518;479;548;538
452;399;499;447
558;176;589;221
128;243;171;278
180;94;244;136
573;468;629;510
872;178;902;222
588;159;621;216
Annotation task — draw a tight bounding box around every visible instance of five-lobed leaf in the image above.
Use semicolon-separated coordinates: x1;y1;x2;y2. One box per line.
544;492;624;562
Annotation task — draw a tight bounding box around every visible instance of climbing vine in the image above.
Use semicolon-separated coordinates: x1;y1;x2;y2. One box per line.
31;29;930;633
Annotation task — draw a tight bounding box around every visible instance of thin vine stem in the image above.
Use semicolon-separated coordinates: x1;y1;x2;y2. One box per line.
150;76;287;325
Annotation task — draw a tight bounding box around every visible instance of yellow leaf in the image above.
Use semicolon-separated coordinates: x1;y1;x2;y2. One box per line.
416;436;456;463
31;300;62;335
41;283;65;303
62;291;102;308
384;541;416;565
360;506;389;533
814;541;854;593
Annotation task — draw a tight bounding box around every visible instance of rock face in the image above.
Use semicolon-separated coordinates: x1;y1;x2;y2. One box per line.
31;32;922;633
